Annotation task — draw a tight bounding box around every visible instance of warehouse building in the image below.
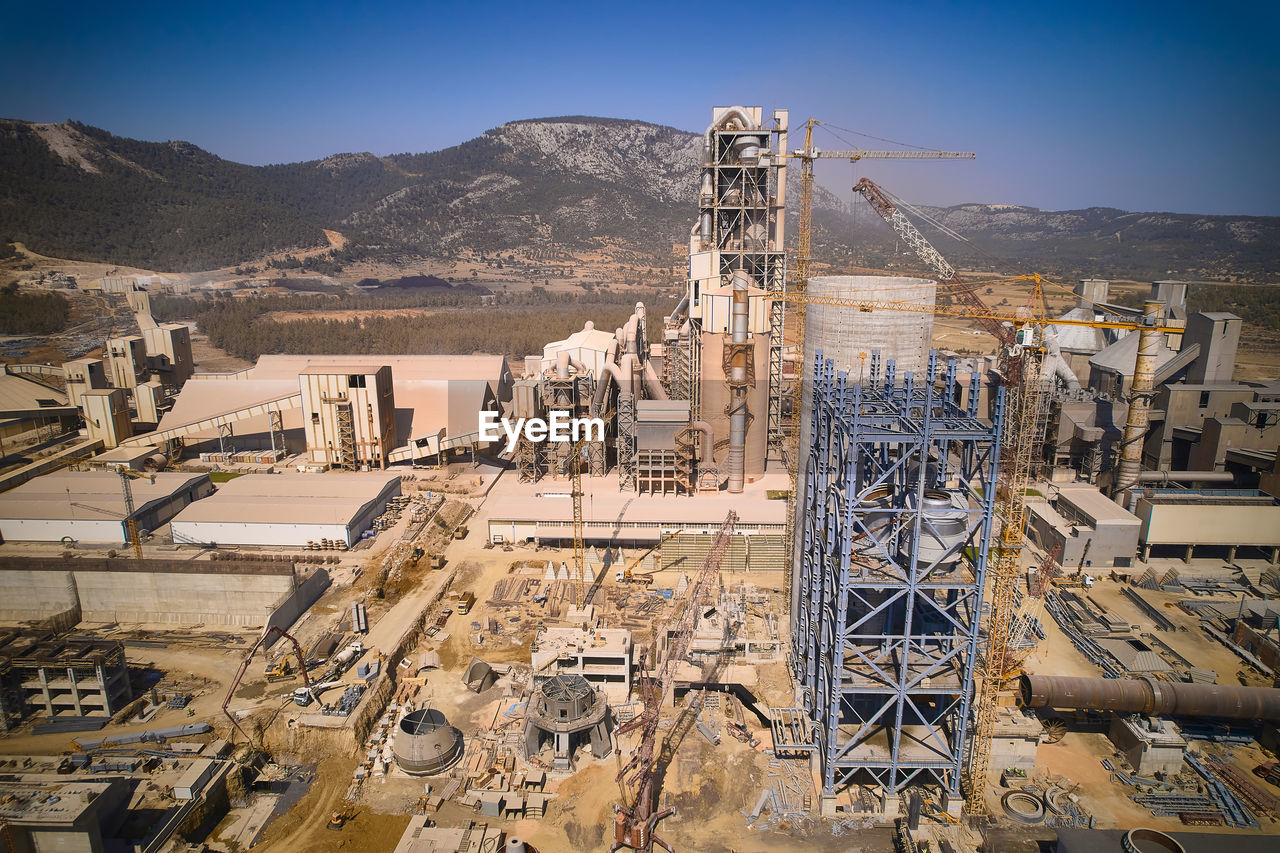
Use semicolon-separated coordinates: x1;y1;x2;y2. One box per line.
139;353;511;464
0;470;211;544
169;472;400;547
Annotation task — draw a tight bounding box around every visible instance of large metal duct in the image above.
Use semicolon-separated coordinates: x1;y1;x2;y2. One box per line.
726;272;751;493
1020;674;1280;721
790;275;936;617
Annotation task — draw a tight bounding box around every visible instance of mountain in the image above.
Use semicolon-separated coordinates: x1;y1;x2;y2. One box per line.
1;117;1277;280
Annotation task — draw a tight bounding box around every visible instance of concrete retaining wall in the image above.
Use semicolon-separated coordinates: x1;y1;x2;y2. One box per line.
0;556;325;629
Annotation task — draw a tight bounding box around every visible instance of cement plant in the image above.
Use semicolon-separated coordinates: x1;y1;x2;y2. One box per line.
2;105;1280;853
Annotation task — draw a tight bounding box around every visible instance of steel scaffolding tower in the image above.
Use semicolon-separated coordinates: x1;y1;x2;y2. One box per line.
793;350;1004;803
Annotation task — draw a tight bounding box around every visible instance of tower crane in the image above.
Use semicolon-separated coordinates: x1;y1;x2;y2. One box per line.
779;177;1179;813
118;467;155;560
612;511;737;853
783;119;974;571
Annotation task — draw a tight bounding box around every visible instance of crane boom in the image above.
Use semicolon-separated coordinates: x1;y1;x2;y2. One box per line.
612;511;738;853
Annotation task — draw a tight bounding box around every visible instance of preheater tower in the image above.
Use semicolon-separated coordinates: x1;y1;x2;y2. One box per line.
671;106;788;471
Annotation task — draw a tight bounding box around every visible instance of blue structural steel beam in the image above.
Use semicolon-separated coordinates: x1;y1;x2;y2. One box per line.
793;349;1004;801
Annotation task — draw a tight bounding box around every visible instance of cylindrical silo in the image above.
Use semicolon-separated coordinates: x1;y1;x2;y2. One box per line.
790;275;936;617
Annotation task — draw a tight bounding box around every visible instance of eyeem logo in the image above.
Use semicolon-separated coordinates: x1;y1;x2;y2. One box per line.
479;411;605;454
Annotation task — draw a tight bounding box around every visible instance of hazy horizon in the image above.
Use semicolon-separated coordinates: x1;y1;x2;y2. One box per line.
2;0;1277;216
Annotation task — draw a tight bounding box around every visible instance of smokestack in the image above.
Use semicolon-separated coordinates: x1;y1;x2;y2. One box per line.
727;272;751;493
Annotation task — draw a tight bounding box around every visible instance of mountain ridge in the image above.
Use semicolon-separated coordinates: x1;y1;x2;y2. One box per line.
1;117;1276;280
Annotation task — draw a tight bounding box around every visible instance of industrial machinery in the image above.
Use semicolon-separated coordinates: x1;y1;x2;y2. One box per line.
264;657;294;682
222;626;314;745
612;512;737;853
1020;674;1280;722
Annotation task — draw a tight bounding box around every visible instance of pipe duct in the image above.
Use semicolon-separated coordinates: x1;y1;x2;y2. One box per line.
1020;674;1280;722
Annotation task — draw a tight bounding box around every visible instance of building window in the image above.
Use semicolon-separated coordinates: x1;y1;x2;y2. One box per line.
1199;391;1210;408
348;374;367;388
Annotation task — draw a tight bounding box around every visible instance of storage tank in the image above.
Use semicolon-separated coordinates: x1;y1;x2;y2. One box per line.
792;275;936;615
391;708;463;776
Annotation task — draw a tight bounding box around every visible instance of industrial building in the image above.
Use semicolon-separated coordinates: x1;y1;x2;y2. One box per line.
1027;483;1142;569
134;353;511;465
0;776;129;853
0;469;211;544
169;472;401;547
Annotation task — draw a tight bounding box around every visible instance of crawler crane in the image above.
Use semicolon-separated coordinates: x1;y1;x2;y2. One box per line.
611;511;737;852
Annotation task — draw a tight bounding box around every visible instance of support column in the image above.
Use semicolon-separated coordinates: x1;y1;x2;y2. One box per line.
1184;544;1194;564
67;667;84;715
1227;545;1238;563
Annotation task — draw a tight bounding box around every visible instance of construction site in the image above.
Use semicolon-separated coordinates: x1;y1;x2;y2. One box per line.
0;104;1278;853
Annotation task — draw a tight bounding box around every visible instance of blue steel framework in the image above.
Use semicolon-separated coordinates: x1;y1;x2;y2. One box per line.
794;349;1004;801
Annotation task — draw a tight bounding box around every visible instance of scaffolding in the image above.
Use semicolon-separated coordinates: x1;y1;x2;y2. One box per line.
793;350;1004;803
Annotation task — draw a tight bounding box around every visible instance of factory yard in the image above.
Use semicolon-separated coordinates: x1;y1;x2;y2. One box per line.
1;103;1279;853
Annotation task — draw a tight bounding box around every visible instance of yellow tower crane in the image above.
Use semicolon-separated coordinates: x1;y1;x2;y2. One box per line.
783;120;974;562
118;467;155;560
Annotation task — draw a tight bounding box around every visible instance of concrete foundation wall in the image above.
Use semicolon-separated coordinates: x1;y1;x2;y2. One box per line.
73;570;295;626
0;557;319;628
0;570;79;622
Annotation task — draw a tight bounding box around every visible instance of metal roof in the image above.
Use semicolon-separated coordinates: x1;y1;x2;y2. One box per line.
171;472;399;525
0;471;208;522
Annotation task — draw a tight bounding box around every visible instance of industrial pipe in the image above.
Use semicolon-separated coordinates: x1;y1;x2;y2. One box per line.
686;420;715;463
1113;300;1163;503
1020;674;1280;722
556;351;571;380
642;361;668;400
1137;470;1235;485
703;106;753;160
726;271;751;493
668;294;690;324
1042;327;1081;391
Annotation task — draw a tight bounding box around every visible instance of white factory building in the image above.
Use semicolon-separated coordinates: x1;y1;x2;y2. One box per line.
169;472;401;547
137;354;513;465
0;470;212;544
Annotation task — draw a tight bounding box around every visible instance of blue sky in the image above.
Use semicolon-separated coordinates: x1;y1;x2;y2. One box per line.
2;0;1277;215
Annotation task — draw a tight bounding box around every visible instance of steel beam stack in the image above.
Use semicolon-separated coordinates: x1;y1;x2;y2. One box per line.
793;349;1003;803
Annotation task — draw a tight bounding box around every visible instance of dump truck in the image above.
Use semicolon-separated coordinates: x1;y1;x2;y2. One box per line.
456;593;476;615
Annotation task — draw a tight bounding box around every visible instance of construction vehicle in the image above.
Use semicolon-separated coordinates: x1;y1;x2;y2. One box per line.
456;593;475;615
611;511;737;852
326;807;356;830
782;174;1181;814
222;626;314;745
615;567;654;585
264;657;294;682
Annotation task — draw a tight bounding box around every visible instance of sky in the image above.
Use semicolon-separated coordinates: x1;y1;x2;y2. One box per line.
2;0;1277;215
